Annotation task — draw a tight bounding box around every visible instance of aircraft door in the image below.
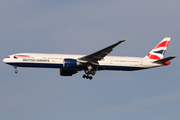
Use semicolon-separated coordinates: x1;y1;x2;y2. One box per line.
109;58;113;64
140;59;143;66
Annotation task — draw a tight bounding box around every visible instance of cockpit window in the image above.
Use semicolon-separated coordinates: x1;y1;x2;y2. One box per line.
6;56;10;58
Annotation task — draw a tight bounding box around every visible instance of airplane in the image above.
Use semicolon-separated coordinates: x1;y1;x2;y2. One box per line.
3;37;176;80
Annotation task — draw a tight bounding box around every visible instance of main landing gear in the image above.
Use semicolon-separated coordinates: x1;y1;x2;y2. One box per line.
13;66;18;74
83;74;93;80
82;70;96;80
82;63;98;80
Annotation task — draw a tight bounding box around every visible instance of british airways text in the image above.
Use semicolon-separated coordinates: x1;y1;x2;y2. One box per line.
23;59;50;62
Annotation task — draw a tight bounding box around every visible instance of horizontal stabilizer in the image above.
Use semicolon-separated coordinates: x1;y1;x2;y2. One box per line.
153;56;176;64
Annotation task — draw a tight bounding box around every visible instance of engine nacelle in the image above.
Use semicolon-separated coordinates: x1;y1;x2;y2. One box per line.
60;68;77;76
63;59;79;68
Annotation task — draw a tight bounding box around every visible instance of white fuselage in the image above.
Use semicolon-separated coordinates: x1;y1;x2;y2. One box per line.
3;53;163;71
2;38;174;79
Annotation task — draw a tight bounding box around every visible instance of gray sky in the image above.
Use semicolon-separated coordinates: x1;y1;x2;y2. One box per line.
0;0;180;120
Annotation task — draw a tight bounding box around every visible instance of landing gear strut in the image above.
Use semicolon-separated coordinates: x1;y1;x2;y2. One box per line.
82;64;98;80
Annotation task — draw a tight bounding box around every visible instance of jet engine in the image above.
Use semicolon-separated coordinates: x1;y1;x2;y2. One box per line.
60;68;77;76
63;58;80;68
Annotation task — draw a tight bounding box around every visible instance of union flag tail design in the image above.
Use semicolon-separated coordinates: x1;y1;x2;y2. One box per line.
144;37;171;60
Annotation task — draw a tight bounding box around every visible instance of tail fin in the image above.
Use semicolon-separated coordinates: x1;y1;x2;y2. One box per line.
144;37;171;60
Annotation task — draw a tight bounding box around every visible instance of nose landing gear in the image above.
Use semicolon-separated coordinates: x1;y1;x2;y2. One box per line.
13;66;18;74
15;70;18;74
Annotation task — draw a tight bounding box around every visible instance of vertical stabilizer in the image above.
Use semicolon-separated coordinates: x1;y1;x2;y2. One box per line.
144;37;171;60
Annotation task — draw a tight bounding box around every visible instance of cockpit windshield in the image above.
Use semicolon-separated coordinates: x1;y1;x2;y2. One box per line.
6;56;10;58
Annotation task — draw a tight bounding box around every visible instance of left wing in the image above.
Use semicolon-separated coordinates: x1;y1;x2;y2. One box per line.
78;40;125;63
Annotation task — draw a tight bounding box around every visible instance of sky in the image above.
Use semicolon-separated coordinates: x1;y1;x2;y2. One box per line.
0;0;180;120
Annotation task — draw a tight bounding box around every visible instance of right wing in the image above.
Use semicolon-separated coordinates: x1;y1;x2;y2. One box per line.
78;40;125;63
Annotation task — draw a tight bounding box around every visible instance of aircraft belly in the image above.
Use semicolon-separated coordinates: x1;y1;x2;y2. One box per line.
98;65;146;71
7;62;64;68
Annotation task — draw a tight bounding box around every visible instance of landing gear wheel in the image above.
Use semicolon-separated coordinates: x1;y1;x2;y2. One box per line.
83;75;86;78
82;75;93;80
86;75;89;79
15;70;18;74
83;69;96;80
13;66;18;74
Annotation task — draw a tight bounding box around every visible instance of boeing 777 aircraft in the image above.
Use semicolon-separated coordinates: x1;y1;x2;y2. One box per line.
3;37;176;80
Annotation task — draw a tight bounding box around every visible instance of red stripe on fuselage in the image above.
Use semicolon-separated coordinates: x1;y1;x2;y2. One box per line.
154;41;169;49
14;55;30;57
147;53;161;60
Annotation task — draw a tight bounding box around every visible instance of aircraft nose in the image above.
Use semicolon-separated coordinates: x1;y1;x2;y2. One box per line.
3;58;7;63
